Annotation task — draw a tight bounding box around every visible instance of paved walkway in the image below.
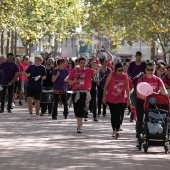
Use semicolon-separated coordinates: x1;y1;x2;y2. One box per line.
0;102;170;170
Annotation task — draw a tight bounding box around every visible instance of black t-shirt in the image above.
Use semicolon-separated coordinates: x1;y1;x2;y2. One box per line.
43;67;53;88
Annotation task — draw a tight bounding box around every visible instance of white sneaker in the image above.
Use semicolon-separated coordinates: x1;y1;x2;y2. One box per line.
36;115;40;120
12;103;15;107
27;113;32;120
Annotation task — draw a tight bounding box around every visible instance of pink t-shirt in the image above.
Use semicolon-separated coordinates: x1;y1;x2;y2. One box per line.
137;75;164;93
106;72;127;104
21;62;29;81
18;64;24;80
68;68;94;91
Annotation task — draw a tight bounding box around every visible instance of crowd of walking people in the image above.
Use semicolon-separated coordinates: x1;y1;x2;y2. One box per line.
0;50;169;144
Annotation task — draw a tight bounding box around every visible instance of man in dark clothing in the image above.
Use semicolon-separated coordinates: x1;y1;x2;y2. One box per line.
0;53;19;113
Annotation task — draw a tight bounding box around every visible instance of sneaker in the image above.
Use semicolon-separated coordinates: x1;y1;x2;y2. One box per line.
52;117;57;120
12;103;15;107
19;101;23;106
8;109;12;113
84;118;88;121
40;112;45;116
130;119;133;122
77;127;82;133
115;133;120;138
112;131;116;137
36;115;40;120
93;118;98;121
27;113;32;120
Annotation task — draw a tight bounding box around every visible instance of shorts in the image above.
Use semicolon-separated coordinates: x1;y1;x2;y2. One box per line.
14;81;19;93
14;80;21;93
27;87;42;100
72;92;86;118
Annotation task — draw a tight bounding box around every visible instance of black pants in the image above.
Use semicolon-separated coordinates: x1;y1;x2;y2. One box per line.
120;103;127;125
108;102;124;131
97;86;106;115
72;93;86;118
89;90;97;118
41;103;53;114
1;84;14;110
136;98;145;139
52;92;68;118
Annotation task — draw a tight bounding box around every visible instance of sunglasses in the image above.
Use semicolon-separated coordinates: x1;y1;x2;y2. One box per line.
117;69;124;72
146;69;154;71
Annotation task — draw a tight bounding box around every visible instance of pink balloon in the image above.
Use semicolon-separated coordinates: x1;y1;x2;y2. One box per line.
137;82;153;96
61;51;68;58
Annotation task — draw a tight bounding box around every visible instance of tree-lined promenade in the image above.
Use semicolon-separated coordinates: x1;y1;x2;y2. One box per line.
0;0;170;61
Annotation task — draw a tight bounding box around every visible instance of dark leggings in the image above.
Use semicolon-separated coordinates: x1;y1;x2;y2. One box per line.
120;103;127;125
97;86;106;115
89;88;97;118
136;98;145;139
108;102;124;131
52;92;68;118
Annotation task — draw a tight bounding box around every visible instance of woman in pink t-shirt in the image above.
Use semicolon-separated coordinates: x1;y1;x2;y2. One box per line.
14;57;24;105
135;60;167;147
68;57;102;133
21;56;29;101
103;62;132;138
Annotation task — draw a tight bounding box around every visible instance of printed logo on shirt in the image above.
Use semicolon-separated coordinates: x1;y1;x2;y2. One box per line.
112;80;124;96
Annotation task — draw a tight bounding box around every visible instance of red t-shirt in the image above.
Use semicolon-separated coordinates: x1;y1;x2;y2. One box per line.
106;72;127;104
21;62;29;81
68;68;94;91
137;75;164;93
18;64;24;80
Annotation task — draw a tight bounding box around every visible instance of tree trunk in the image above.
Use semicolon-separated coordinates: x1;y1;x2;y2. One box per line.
24;43;29;55
1;31;4;54
28;44;31;56
6;31;10;54
150;40;155;60
11;30;14;54
14;31;17;56
163;52;167;64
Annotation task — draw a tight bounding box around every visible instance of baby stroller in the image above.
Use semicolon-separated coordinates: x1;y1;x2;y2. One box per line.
138;93;170;154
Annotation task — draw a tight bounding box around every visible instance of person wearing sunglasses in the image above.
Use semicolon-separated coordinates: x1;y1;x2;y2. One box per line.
103;62;132;138
135;61;168;147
